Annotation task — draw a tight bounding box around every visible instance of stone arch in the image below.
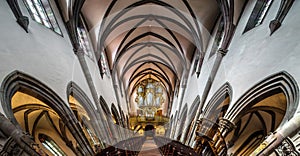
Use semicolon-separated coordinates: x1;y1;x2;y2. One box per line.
170;110;178;138
67;82;103;151
67;82;97;122
175;104;188;140
224;71;299;155
165;114;174;138
183;95;200;143
99;96;118;142
116;104;126;127
0;70;94;155
203;82;232;122
111;103;121;125
188;95;201;120
99;96;111;116
226;71;298;123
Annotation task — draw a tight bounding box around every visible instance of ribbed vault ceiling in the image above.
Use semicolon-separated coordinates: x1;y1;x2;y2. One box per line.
60;0;220;113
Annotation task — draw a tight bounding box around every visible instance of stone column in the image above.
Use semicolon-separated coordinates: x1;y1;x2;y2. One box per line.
0;113;40;156
218;117;235;137
75;47;117;145
251;114;300;156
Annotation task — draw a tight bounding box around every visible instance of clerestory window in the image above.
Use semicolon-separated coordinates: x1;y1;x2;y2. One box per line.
23;0;62;35
243;0;273;33
209;18;224;58
77;27;94;60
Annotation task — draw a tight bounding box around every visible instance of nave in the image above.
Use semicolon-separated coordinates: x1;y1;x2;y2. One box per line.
96;136;198;156
1;0;300;155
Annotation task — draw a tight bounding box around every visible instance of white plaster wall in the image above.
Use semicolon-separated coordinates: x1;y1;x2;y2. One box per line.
170;14;220;117
0;1;95;114
170;0;300;136
205;0;300;113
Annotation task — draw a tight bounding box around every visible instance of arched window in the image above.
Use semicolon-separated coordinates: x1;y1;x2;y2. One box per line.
23;0;62;35
209;17;224;58
99;51;109;78
243;0;273;33
77;15;94;60
39;133;66;156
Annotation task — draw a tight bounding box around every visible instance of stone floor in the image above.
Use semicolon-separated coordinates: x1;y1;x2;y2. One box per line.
138;138;162;156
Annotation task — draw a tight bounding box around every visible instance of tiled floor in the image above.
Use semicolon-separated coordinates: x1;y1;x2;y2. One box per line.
138;138;162;156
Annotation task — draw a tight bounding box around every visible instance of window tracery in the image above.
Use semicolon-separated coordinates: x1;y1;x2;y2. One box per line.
244;0;273;33
23;0;62;35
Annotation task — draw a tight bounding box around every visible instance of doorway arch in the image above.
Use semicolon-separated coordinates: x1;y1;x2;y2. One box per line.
145;125;155;137
0;71;94;155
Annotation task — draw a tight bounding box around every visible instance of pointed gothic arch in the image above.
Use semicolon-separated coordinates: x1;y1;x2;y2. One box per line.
0;70;94;155
99;96;111;116
111;103;121;125
67;82;104;151
175;104;188;140
224;71;299;155
203;82;232;122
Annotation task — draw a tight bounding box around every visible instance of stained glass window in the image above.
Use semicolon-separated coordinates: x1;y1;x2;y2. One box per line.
23;0;62;35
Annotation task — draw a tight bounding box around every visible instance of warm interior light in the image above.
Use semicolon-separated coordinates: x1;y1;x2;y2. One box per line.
135;78;165;119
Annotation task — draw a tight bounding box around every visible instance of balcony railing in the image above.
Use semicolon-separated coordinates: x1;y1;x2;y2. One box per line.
130;115;169;124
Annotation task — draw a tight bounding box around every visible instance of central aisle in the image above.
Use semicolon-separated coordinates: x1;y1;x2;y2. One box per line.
138;137;162;156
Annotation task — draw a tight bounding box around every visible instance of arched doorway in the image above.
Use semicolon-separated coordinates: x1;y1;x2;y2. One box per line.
145;125;155;137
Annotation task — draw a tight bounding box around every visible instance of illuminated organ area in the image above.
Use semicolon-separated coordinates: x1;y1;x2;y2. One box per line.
1;0;300;156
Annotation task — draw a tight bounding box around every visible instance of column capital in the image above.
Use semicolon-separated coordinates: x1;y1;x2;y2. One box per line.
217;48;228;56
74;46;85;56
219;117;236;137
219;118;235;132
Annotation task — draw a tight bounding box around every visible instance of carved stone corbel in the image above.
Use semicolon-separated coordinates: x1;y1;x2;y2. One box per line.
269;0;295;35
6;0;29;33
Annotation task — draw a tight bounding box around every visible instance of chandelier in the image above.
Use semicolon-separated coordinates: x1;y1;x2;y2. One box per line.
135;78;165;118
